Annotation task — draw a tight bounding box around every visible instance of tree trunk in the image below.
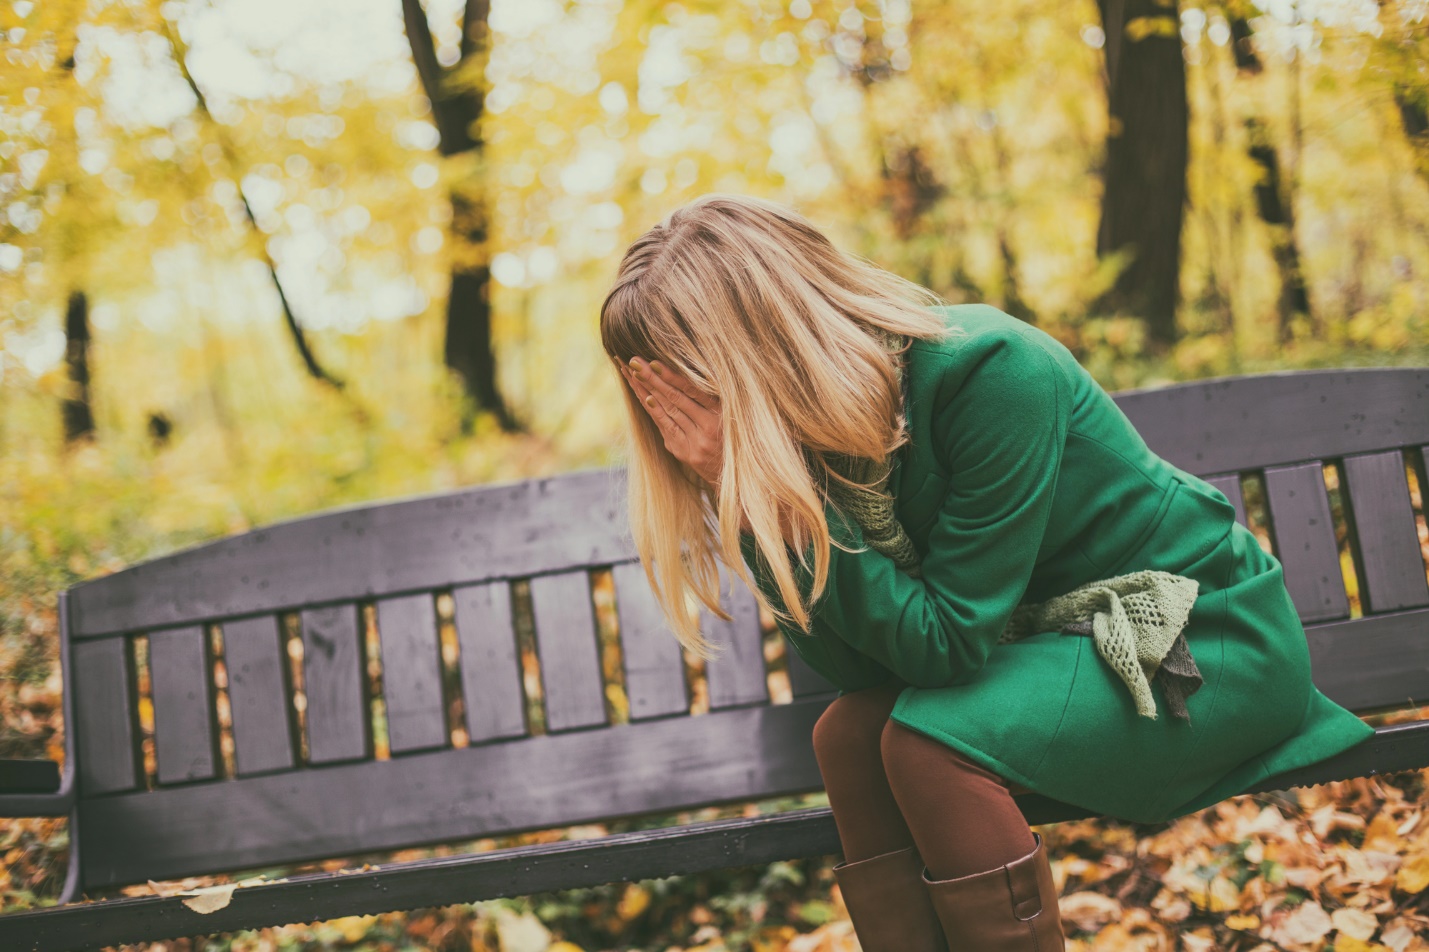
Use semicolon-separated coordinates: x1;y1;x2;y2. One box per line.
1244;118;1310;342
62;289;95;443
1093;0;1189;349
160;15;345;392
402;0;519;432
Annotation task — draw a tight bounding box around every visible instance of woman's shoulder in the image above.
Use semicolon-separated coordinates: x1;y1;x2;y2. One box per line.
906;303;1074;395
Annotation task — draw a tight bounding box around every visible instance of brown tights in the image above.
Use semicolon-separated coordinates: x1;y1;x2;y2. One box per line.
811;678;1037;881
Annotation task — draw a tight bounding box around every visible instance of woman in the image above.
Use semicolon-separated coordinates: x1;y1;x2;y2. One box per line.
599;193;1375;951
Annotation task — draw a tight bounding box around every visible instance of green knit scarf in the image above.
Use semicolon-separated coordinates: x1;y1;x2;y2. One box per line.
821;330;1205;724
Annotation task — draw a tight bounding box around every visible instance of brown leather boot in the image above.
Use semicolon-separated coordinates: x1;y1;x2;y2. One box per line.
832;845;949;952
921;831;1066;951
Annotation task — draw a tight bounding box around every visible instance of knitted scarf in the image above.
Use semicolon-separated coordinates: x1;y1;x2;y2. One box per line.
821;330;1205;724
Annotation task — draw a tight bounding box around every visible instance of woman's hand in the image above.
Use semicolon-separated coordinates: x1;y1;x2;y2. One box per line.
618;356;724;488
617;355;784;543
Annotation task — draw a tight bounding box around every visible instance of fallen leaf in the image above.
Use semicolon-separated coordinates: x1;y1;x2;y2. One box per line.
180;883;236;914
1057;890;1121;932
1394;852;1429;894
1269;900;1333;945
1332;907;1380;941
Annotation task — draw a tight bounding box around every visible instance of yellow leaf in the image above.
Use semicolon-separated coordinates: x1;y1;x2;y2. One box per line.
548;944;586;952
1395;852;1429;894
616;882;650;921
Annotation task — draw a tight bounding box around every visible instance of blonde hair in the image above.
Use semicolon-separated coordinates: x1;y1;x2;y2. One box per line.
600;193;951;659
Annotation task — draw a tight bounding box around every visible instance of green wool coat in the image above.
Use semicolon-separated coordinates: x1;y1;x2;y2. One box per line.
738;303;1375;826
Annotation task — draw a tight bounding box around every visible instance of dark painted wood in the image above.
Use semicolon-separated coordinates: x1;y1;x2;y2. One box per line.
16;720;1429;952
611;561;689;721
1264;462;1350;623
1305;609;1429;712
69;469;635;639
76;697;829;889
529;570;607;733
1341;451;1429;613
1205;474;1248;528
0;760;60;794
1113;368;1429;476
784;644;837;698
452;582;527;744
703;566;769;709
299;605;369;765
148;626;219;785
375;594;447;754
221;615;296;776
72;638;139;796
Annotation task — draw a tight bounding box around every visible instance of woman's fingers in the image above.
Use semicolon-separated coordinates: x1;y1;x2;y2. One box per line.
636;359;713;430
622;361;686;437
649;360;716;411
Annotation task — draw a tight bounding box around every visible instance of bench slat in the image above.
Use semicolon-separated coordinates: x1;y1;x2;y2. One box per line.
453;582;527;743
221;616;296;776
1114;368;1429;475
785;646;837;698
1264;462;1350;623
74;697;829;889
703;565;769;709
148;627;218;785
73;638;140;796
375;594;447;755
1342;451;1429;613
67;470;633;639
529;571;607;732
610;562;689;721
1205;474;1248;527
299;605;369;764
1305;607;1429;712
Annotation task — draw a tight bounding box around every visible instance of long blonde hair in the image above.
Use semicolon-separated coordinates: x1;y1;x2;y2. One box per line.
600;193;951;659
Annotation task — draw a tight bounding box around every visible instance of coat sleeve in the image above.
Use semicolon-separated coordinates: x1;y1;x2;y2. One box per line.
741;329;1071;690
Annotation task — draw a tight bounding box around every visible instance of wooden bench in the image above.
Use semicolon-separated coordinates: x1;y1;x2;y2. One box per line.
2;366;1428;952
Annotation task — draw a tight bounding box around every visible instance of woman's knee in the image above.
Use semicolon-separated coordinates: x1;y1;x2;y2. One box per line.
811;685;901;773
879;718;1024;794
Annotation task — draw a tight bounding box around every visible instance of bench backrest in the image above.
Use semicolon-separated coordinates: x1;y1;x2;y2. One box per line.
61;367;1429;891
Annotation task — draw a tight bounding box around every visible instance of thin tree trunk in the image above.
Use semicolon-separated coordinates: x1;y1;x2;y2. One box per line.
1244;118;1310;343
159;16;345;392
62;290;95;443
1228;13;1313;342
402;0;520;432
1093;0;1189;349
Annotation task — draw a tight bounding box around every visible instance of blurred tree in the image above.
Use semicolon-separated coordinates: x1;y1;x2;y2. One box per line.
159;13;346;392
1093;0;1189;348
61;290;93;442
402;0;520;432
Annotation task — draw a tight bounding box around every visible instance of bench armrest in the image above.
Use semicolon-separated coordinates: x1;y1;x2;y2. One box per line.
0;758;73;816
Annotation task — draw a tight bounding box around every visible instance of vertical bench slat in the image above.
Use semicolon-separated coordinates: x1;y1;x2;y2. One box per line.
73;637;140;795
703;567;769;709
375;594;447;755
1342;451;1429;613
149;626;219;784
529;571;607;732
1264;462;1350;623
221;615;296;776
453;582;527;743
300;605;370;764
784;644;837;697
611;562;688;721
1205;474;1248;527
